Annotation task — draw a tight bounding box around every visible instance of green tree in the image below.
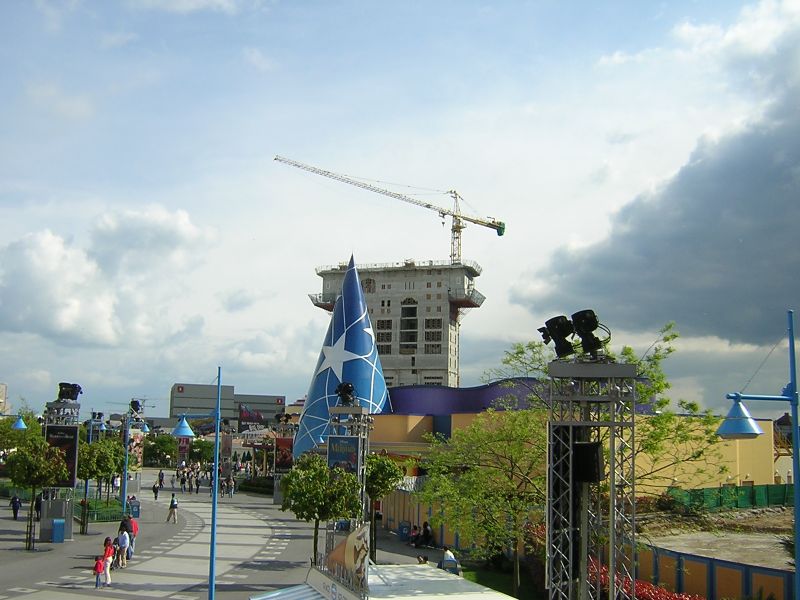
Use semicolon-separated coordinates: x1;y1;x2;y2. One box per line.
365;453;404;562
416;404;548;598
281;453;362;563
484;323;725;491
143;433;177;467
6;436;69;550
189;439;214;464
0;408;42;453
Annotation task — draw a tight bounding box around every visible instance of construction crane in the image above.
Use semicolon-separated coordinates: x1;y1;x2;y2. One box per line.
274;155;505;264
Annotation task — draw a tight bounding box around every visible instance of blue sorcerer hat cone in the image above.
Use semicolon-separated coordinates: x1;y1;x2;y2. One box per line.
294;255;391;458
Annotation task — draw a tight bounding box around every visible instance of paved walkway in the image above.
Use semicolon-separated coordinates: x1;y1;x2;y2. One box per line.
0;471;429;600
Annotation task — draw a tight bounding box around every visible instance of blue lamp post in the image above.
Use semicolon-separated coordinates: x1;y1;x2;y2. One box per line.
716;309;798;600
81;413;107;534
1;414;28;430
170;366;222;600
120;407;150;515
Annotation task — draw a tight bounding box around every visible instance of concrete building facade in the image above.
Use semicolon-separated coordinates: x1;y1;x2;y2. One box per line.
169;383;285;428
310;259;486;388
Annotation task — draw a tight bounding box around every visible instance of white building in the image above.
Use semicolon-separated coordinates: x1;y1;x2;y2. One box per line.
310;259;485;388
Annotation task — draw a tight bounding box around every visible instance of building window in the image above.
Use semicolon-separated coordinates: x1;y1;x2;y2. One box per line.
378;344;392;355
425;318;443;329
387;300;391;307
376;320;392;330
426;294;431;300
437;281;442;288
426;282;432;288
425;344;442;354
436;306;442;312
426;306;431;313
377;332;392;343
436;293;442;299
362;278;376;293
425;331;442;342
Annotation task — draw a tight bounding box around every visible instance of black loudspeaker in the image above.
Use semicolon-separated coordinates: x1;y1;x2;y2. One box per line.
572;441;604;483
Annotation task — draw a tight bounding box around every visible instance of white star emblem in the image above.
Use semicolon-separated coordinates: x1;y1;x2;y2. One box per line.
315;332;361;381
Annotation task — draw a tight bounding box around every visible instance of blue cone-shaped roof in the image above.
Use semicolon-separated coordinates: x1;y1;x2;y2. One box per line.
294;255;390;458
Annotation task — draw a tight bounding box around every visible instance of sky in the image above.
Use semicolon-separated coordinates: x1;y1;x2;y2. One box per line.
1;0;798;420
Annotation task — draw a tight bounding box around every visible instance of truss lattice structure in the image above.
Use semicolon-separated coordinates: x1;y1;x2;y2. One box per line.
546;361;637;600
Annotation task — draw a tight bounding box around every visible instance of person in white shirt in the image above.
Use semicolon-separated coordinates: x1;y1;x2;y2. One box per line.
117;530;130;568
442;546;455;562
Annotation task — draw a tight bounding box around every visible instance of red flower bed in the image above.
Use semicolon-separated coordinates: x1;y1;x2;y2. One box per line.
589;559;705;600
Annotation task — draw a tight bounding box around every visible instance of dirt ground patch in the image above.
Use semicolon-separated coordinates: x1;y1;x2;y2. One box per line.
638;506;794;536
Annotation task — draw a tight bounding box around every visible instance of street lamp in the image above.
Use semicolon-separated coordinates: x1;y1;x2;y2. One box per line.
120;403;150;515
81;412;107;534
716;309;799;600
170;366;222;600
0;414;28;430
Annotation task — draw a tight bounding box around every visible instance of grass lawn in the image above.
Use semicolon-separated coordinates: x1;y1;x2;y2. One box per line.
462;564;544;599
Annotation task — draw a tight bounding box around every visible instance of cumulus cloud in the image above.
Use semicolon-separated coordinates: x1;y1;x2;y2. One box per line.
0;230;119;345
0;207;212;348
88;206;213;277
220;288;260;312
512;11;800;347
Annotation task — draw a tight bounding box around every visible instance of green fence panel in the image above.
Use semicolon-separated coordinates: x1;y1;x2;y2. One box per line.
753;485;769;507
767;484;787;506
736;486;754;508
687;489;705;510
720;486;737;508
786;484;794;506
703;487;721;510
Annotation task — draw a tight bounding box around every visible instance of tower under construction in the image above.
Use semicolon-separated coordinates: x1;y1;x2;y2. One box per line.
311;258;485;388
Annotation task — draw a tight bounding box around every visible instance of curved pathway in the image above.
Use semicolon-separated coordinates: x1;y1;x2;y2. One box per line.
0;483;314;600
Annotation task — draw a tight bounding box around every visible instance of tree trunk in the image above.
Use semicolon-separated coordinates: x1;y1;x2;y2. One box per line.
312;518;319;565
26;487;36;551
369;503;377;563
512;539;521;598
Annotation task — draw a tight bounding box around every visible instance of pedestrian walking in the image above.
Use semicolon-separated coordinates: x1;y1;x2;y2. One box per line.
117;529;130;568
152;482;159;501
166;493;178;523
34;493;42;521
93;555;105;589
158;469;165;489
9;494;22;520
170;474;175;490
195;477;200;494
128;515;139;559
102;536;114;586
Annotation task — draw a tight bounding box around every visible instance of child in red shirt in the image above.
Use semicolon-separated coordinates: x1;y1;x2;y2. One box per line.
93;555;105;588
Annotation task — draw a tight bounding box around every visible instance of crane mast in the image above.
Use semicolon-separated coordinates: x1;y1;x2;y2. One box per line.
274;155;505;264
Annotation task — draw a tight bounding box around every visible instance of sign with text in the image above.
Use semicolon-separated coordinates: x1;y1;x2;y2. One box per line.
238;403;266;433
45;425;80;488
274;437;294;474
327;435;360;475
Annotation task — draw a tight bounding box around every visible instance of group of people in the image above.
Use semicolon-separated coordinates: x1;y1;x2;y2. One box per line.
408;521;434;548
93;514;139;588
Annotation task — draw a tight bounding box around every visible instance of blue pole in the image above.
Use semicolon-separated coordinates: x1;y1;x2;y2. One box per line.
209;366;222;600
786;310;799;600
120;413;129;515
83;423;93;502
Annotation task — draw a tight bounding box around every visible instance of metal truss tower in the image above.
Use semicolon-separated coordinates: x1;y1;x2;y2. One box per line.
546;361;637;600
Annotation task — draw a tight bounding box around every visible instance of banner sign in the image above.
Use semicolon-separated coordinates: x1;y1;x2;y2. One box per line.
45;425;80;488
275;437;294;474
327;435;360;474
177;436;191;465
238;403;266;433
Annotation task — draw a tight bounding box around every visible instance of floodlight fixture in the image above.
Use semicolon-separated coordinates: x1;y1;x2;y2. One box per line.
58;382;82;401
336;381;356;406
540;315;575;358
571;309;603;357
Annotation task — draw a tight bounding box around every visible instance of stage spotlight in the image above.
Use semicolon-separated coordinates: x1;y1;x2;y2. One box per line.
335;382;356;406
571;309;603;357
539;315;575;358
